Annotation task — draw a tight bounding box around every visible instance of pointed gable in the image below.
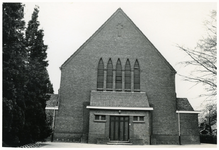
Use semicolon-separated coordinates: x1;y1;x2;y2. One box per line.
60;8;176;73
55;8;201;145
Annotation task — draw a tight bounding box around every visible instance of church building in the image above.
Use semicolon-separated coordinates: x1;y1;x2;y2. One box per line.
53;8;200;145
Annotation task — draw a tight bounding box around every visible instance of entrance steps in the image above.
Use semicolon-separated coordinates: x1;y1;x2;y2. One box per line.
107;141;132;145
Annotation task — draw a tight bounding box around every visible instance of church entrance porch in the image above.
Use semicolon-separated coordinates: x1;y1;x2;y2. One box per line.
87;90;153;145
87;108;152;145
109;116;129;141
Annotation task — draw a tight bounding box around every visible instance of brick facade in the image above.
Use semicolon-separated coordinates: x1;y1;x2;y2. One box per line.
53;8;200;145
179;113;200;144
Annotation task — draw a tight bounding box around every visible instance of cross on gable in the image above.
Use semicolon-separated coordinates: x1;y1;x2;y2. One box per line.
116;23;124;37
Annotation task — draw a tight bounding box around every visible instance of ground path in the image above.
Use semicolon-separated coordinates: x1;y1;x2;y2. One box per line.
33;142;217;148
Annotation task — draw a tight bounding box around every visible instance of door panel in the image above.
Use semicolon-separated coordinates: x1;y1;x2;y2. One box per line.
110;116;129;141
119;117;124;141
124;117;129;140
115;117;119;140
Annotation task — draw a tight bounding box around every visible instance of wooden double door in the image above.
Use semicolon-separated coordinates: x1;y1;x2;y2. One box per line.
109;116;129;141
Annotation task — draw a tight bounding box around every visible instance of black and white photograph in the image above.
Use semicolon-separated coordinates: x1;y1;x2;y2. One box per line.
2;0;217;148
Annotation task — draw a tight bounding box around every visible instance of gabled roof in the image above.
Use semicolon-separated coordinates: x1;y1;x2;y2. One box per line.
90;90;150;108
61;8;176;73
176;98;194;111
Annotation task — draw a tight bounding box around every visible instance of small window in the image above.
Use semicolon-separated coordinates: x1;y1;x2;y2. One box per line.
101;115;106;120
94;115;106;121
139;116;144;121
95;115;100;120
133;116;138;121
133;116;144;122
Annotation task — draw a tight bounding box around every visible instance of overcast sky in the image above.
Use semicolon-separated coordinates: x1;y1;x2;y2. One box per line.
23;1;216;109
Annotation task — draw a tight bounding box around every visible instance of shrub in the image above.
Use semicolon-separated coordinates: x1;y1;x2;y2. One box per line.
200;134;217;144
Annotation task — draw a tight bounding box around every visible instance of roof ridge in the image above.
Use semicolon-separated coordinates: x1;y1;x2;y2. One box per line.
118;9;176;73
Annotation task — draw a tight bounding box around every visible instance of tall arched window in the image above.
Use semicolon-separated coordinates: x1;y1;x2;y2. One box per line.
97;58;104;90
115;59;122;90
125;59;131;91
106;58;113;90
134;59;140;91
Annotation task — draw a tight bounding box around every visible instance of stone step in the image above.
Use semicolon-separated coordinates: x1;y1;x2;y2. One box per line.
107;141;132;145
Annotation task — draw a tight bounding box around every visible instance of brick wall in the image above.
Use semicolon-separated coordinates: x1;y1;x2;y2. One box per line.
88;109;151;144
180;113;200;144
54;9;179;143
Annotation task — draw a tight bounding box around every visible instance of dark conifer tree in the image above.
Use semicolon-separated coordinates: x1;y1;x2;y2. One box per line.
3;3;53;146
24;6;53;143
3;3;27;146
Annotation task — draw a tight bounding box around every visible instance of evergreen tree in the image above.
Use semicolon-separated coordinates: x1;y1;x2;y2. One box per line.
3;3;53;146
24;6;53;143
3;3;27;146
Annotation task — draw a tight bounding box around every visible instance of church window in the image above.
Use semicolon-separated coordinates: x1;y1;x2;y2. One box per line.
115;59;122;90
125;59;131;91
97;58;104;90
97;58;140;92
134;59;140;91
106;58;113;90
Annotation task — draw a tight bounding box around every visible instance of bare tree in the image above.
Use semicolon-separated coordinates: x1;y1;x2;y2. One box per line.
177;10;217;132
177;10;217;102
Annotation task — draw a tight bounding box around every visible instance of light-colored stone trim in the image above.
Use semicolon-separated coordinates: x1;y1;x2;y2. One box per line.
176;110;201;114
45;106;58;110
87;106;153;110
